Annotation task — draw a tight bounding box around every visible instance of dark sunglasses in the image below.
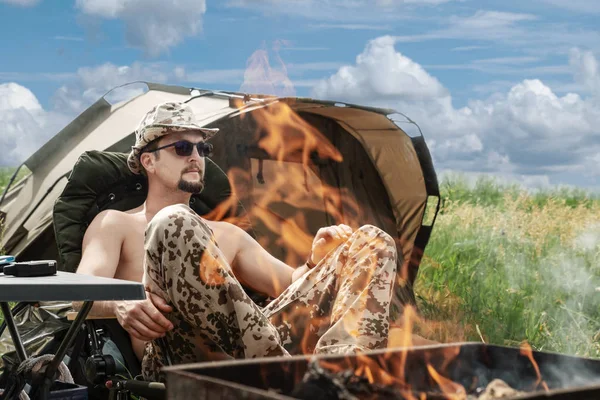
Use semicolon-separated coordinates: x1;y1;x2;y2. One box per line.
147;140;213;157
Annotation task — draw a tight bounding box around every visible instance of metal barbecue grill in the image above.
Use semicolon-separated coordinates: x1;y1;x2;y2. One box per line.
163;343;600;400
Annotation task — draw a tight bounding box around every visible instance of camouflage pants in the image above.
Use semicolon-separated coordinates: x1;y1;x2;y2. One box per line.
141;204;397;382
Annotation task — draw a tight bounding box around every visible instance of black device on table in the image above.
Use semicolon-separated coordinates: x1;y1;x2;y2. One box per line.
1;260;57;277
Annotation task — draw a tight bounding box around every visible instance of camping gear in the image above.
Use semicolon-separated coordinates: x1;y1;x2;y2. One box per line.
163;343;600;399
2;261;57;278
0;271;144;399
0;82;440;323
0;82;440;398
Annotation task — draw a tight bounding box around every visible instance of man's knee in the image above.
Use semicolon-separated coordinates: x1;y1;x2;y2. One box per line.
356;224;397;251
147;204;194;230
145;203;205;243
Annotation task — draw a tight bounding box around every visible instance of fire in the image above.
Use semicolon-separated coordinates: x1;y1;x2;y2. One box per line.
198;41;574;400
388;305;417;385
207;98;356;269
520;341;550;392
427;364;467;400
211;40;482;400
252;100;343;165
352;354;420;400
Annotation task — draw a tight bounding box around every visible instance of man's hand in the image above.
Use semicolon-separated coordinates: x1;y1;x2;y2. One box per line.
310;224;353;267
114;292;174;342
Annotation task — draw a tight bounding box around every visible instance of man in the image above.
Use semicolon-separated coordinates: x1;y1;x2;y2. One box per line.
75;102;399;382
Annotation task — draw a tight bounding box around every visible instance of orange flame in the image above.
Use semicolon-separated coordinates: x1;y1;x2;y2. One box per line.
205;96;362;270
353;353;420;400
210;39;480;400
427;364;467;400
385;304;418;390
252;100;343;165
520;341;550;392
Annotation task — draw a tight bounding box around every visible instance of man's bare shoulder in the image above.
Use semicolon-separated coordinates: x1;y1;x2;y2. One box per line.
205;219;245;236
90;208;135;224
86;207;144;236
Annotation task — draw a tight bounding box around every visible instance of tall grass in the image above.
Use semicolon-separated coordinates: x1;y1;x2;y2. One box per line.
416;174;600;358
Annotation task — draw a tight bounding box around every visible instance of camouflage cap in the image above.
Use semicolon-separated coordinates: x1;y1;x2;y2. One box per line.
127;102;219;174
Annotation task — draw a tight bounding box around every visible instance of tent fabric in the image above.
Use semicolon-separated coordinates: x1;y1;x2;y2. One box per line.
298;106;428;272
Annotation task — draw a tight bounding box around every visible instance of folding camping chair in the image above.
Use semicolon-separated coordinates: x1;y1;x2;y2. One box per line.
49;149;258;400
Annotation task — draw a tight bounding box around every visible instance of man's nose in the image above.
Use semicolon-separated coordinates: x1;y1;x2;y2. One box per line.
189;145;203;161
188;146;205;167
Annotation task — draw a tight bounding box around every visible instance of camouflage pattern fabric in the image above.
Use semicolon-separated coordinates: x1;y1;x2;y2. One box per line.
141;204;397;382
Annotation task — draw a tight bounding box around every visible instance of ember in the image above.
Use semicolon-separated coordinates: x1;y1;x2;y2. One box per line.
290;360;524;399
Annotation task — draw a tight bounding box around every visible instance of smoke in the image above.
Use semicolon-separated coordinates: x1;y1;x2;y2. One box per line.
502;221;600;358
239;40;296;97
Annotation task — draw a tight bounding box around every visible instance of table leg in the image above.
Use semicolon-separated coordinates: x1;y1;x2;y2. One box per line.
0;302;27;363
30;301;94;400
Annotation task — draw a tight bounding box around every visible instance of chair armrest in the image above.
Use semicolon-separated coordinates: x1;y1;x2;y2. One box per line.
66;311;117;321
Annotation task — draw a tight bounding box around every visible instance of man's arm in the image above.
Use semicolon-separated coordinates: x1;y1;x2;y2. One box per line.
73;210;123;316
232;223;355;298
230;225;297;299
73;210;173;342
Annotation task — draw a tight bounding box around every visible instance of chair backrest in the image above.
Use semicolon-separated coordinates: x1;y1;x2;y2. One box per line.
53;150;238;273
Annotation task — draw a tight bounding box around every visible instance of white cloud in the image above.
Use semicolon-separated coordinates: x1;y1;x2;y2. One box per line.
53;35;84;42
52;62;177;114
569;48;600;96
0;61;185;166
395;10;538;43
182;62;341;86
227;0;453;21
311;36;600;187
451;45;488;52
313;36;447;102
280;47;330;51
0;72;75;82
0;61;188;166
0;0;40;6
391;10;600;57
309;23;393;31
184;68;244;84
539;0;600;13
75;0;208;56
473;56;540;65
0;83;42;112
0;83;68;166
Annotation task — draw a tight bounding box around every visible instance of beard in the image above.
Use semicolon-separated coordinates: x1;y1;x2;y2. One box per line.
177;176;205;193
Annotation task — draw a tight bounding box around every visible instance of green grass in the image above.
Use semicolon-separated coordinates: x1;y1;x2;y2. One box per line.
0;166;30;195
417;174;600;359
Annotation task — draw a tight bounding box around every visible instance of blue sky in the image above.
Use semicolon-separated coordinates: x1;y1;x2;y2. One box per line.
1;0;599;190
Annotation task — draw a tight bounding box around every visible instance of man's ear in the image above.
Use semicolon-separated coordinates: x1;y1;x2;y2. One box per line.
140;152;156;174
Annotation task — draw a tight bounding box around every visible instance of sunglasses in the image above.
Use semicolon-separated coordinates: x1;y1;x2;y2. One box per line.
147;140;213;157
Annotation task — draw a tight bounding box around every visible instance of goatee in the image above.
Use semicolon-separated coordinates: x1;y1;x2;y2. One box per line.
178;178;204;194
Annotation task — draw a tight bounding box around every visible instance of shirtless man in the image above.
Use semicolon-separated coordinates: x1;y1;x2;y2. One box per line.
75;102;400;381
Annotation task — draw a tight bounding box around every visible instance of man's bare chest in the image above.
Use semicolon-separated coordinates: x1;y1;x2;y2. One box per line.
116;218;238;280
